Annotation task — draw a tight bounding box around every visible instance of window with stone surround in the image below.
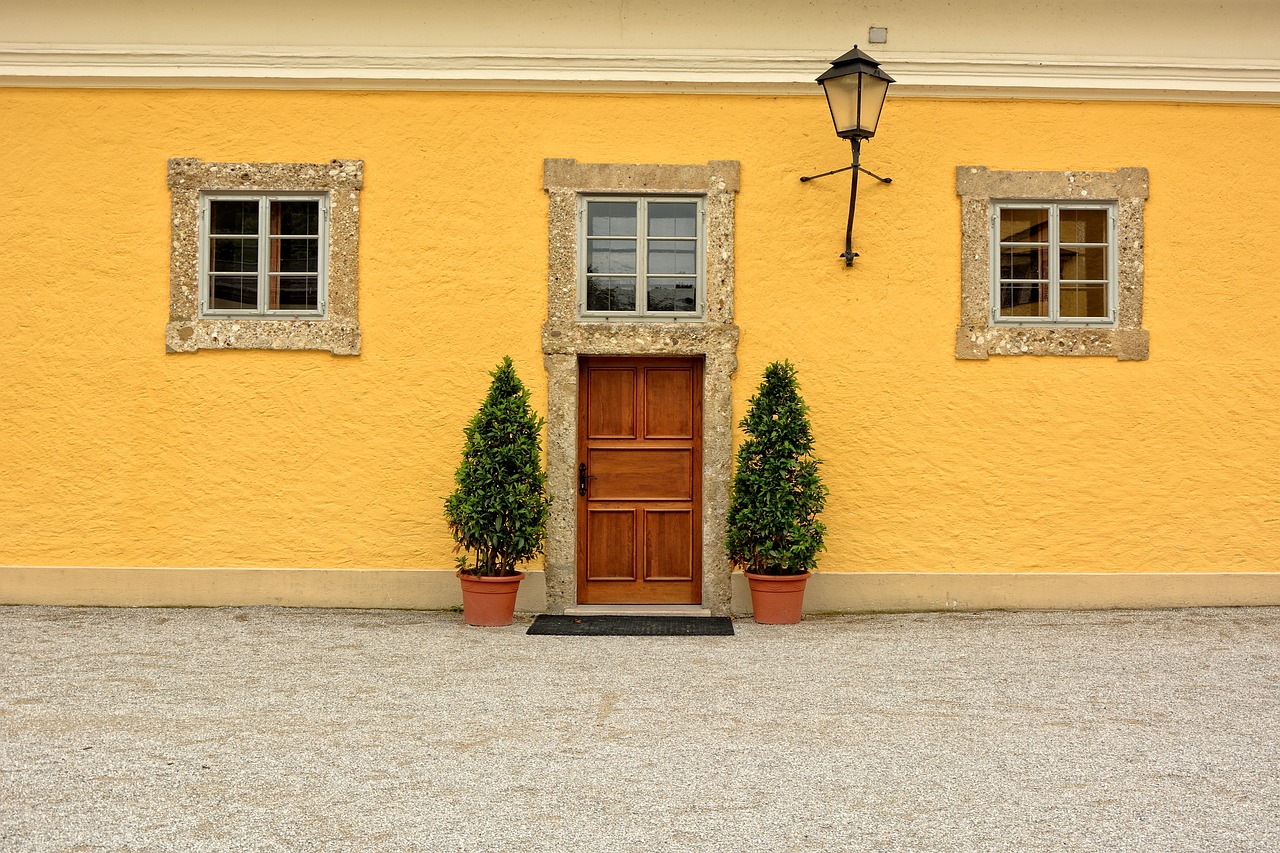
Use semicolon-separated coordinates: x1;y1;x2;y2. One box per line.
167;158;363;355
955;166;1149;360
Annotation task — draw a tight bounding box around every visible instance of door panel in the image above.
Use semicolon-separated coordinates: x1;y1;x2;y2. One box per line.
644;510;693;581
644;368;694;438
586;509;636;580
586;448;692;501
577;356;703;605
587;368;637;439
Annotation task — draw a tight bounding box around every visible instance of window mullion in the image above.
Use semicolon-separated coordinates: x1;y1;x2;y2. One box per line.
258;197;270;315
1048;206;1060;322
636;198;648;316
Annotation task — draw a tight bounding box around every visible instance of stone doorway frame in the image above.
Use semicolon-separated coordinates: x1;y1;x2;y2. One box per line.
541;158;740;615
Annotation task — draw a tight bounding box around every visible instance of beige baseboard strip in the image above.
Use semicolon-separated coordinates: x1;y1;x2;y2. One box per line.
0;566;547;612
732;571;1280;613
2;567;1276;612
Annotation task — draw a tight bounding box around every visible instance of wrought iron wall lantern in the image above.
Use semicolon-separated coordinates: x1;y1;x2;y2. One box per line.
801;46;895;266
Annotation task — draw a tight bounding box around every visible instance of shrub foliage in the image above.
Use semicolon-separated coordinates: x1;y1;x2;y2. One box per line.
444;357;551;577
726;360;828;575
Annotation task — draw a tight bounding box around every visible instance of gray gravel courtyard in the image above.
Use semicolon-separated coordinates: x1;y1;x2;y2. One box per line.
2;605;1278;852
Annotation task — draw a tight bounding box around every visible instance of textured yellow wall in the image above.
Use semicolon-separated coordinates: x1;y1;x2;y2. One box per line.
1;89;1276;575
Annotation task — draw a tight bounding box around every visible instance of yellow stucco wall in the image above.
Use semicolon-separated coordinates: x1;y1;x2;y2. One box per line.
1;88;1276;583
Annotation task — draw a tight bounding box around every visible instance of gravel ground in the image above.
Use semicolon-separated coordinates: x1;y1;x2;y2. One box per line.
2;605;1278;852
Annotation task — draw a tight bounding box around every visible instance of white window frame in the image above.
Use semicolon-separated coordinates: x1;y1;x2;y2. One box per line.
990;200;1118;328
198;192;330;320
577;195;706;321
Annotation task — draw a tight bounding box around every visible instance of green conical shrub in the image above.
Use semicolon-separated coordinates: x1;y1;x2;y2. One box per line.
444;357;551;577
726;360;828;575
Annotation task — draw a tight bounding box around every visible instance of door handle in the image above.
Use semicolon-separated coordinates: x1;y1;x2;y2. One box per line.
579;462;588;496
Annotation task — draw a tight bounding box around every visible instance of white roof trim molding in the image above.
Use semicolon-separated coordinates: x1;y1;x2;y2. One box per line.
4;45;1280;103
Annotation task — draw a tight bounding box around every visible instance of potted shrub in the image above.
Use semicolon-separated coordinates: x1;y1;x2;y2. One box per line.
444;356;551;626
726;360;828;624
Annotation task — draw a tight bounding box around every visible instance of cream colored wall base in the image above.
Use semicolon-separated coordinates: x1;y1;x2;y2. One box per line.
3;567;1277;613
0;566;546;612
731;572;1280;613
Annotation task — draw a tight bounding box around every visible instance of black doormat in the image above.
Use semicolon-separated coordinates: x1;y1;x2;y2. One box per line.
527;614;734;636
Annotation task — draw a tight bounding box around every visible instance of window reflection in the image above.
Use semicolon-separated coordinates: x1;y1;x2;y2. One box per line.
588;202;637;237
646;279;696;312
587;277;637;311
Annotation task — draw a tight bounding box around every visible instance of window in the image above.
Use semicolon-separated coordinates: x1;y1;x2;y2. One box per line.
993;202;1116;326
166;158;363;355
580;196;704;318
201;194;327;317
955;166;1149;361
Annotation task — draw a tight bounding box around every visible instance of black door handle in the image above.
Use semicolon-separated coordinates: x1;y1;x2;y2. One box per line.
579;462;588;496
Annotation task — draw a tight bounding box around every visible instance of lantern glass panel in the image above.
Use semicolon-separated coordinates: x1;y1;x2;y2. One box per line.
823;74;861;136
856;75;889;136
823;72;890;138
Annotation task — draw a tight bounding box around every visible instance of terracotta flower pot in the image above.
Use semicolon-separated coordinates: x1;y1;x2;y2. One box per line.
745;571;810;624
456;570;525;627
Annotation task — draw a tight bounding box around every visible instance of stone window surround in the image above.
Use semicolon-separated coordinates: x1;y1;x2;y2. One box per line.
541;158;740;615
955;166;1150;360
166;157;363;355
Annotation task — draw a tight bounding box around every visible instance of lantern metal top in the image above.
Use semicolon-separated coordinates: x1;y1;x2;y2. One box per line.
815;45;895;86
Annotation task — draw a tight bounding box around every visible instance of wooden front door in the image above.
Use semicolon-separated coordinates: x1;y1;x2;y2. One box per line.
577;356;703;604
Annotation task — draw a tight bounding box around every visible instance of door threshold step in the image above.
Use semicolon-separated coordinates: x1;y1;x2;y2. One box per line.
563;604;713;617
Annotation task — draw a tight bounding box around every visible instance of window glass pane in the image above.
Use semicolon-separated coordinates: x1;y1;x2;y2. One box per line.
210;200;258;235
647;240;697;275
587;239;637;274
270;275;319;311
1000;282;1049;317
211;237;258;272
209;275;258;310
1059;246;1107;281
1060;283;1108;318
273;238;318;273
586;276;636;311
1000;208;1049;242
1059;209;1107;243
587;202;637;237
271;200;319;236
648;202;697;238
646;278;697;312
1001;246;1048;280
